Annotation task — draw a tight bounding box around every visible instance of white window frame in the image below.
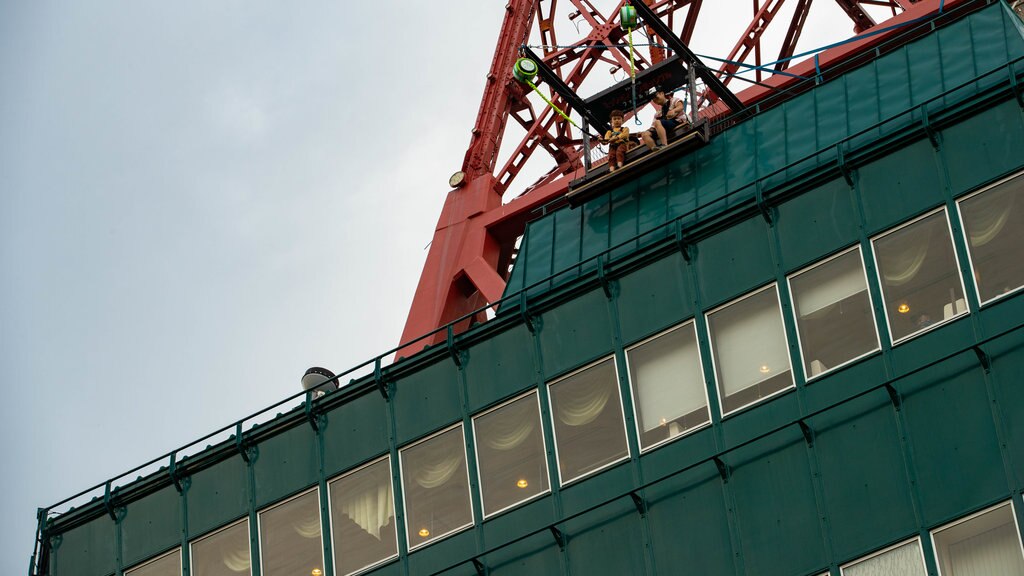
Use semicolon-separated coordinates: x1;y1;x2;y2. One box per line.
398;423;475;552
547;355;632;487
256;486;325;576
471;390;552;519
870;207;970;346
326;455;399;576
839;537;928;575
188;517;251;576
929;500;1024;576
705;283;795;418
623;320;712;453
954;170;1024;307
124;547;181;576
786;245;882;382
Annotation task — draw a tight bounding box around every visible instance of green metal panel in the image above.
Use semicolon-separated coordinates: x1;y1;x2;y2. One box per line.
406;530;477;576
810;394;917;561
321;389;389;478
552;207;583;286
943;99;1024;197
479;496;556;549
121;486;180;568
638;426;717;482
987;328;1024;485
774;178;858;271
187;455;249;538
801;354;887;414
50;516;116;576
755;100;789;190
581;198;611;276
525;214;556;298
361;559;402;576
845;65;883;152
537;289;614;378
392;358;461;444
616;253;694;345
464;325;536;412
253;423;318;508
858;138;945;234
727;430;827;576
695;216;774;307
645;465;736;576
563;500;646;576
889;317;974;375
723;120;757;195
485;532;561;575
558;464;634;520
609;185;641;261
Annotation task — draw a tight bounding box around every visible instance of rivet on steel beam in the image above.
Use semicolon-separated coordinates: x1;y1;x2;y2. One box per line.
550;526;567;549
884;383;902;411
972;345;991;374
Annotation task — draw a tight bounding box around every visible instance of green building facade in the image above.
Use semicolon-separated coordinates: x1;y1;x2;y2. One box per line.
34;2;1024;575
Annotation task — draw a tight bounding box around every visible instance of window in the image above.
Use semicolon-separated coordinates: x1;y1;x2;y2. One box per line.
548;357;630;484
472;392;550;517
841;539;927;576
625;322;710;450
125;549;180;576
706;284;794;415
190;519;251;576
872;209;967;343
789;247;880;380
957;172;1024;305
400;425;473;549
258;489;324;576
329;456;398;576
932;502;1024;575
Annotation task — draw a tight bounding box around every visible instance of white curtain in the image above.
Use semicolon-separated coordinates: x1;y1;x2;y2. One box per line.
414;451;464;489
339;483;394;540
483;400;536;450
556;380;611;426
946;521;1024;575
795;258;868;317
964;188;1014;247
878;227;932;287
843;541;927;576
222;549;251;573
292;515;321;539
628;328;705;432
711;289;789;397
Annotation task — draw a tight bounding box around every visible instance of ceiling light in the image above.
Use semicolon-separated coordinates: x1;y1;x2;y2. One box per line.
312;570;323;576
898;303;910;314
517;479;529;488
759;365;771;374
419;528;430;538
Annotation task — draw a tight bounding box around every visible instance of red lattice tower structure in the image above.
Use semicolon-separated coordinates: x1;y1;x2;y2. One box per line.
397;0;970;358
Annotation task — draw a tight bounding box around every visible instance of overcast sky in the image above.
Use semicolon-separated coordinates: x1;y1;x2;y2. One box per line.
0;2;867;572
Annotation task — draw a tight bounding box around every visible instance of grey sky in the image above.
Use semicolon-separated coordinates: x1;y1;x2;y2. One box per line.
1;2;864;572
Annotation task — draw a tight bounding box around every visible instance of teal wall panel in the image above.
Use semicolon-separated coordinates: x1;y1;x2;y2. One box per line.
756;102;789;190
899;355;1007;526
393;359;461;444
988;327;1024;485
558;464;634;520
845;66;883;152
187;456;249;538
802;354;887;414
485;533;561;575
51;516;116;576
537;289;614;378
552;207;583;287
811;395;917;561
363;560;402;576
254;424;318;507
695;216;774;307
322;390;390;478
563;500;645;576
406;530;477;576
858;138;945;234
616;253;694;345
480;496;556;548
727;432;827;576
525;215;556;297
664;156;701;226
638;426;717;482
609;185;640;261
121;486;180;568
465;325;537;412
775;178;858;271
943;99;1024;197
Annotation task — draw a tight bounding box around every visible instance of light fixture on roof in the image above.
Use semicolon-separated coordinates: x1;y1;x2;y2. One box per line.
302;367;339;398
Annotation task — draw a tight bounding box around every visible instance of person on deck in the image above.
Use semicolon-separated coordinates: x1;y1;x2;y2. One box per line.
641;88;687;152
603;109;630;172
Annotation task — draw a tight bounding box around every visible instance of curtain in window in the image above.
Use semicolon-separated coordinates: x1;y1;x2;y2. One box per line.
795;260;867;317
964;190;1013;247
844;541;926;576
879;228;932;286
946;521;1024;575
222;549;250;573
556;380;612;426
712;291;789;395
630;330;703;432
339;483;394;540
483;400;537;450
292;515;321;539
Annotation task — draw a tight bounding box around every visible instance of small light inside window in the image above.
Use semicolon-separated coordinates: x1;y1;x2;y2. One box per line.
418;528;430;538
516;479;529;489
898;303;910;314
312;569;323;576
659;417;668;426
759;365;771;374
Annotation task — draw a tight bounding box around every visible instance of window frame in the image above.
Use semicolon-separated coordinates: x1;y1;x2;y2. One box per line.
839;537;928;576
929;500;1024;576
954;170;1024;307
786;245;882;382
870;206;970;346
546;355;632;487
471;390;552;519
705;283;795;418
398;422;475;552
326;454;399;576
256;486;325;576
623;320;712;453
124;547;181;576
188;517;251;576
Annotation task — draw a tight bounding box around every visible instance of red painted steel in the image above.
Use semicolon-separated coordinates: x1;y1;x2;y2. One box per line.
397;0;960;359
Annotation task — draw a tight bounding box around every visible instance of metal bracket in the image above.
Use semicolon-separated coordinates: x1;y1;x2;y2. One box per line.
304;391;321;433
169;452;188;493
520;290;536;333
103;482;119;522
837;144;854;186
447;325;466;368
884;383;903;411
973;345;992;374
713;456;730;483
472;558;487;576
597;257;614;299
550;526;567;550
374;357;390;401
629;491;648;516
674;222;692;262
755;182;773;225
798;420;815;448
921;106;941;150
1010;62;1024;109
234;422;256;463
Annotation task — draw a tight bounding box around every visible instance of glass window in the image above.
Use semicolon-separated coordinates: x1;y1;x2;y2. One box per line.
548;357;629;484
473;392;550;517
400;425;473;549
789;247;880;379
707;285;794;415
957;173;1024;305
625;322;710;450
932;502;1024;575
841;539;927;576
329;457;398;576
258;489;323;576
872;209;967;343
190;519;251;576
125;549;180;576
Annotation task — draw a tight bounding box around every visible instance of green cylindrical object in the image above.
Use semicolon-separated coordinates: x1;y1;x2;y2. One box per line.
620;5;638;30
513;58;539;83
